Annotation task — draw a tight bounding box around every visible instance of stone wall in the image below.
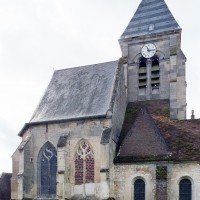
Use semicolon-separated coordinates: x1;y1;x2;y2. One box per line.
168;163;200;200
114;162;200;200
11;149;20;200
119;31;186;120
12;117;112;200
109;60;127;197
114;164;156;200
156;180;167;200
120;33;174;103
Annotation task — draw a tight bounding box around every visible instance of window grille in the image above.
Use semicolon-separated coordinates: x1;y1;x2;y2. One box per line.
134;179;145;200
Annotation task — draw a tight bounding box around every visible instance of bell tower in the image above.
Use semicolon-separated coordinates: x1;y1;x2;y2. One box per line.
119;0;186;120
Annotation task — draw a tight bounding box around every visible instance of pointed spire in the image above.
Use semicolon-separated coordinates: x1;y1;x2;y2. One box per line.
120;0;181;39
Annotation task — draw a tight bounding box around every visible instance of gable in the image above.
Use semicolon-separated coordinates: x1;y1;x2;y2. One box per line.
119;107;168;157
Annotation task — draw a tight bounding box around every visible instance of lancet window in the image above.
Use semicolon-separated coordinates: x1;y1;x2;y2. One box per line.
75;140;94;185
38;142;57;197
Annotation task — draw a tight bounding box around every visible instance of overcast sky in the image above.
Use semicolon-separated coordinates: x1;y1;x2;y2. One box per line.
0;0;200;173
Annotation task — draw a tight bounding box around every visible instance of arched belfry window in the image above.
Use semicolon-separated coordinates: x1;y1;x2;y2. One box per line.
134;179;145;200
138;57;147;88
75;140;94;185
138;56;160;92
151;56;160;89
179;179;192;200
38;142;57;198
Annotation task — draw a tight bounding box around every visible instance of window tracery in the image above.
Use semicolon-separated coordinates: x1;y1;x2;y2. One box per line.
75;141;94;185
38;142;57;197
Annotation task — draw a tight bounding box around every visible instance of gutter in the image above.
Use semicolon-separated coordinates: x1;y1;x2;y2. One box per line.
18;114;107;137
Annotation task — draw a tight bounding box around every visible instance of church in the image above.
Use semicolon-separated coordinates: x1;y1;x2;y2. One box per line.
11;0;200;199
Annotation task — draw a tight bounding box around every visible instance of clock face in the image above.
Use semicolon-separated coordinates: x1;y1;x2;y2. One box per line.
141;43;157;58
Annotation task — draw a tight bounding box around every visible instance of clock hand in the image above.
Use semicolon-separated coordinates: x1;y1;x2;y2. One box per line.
148;48;155;51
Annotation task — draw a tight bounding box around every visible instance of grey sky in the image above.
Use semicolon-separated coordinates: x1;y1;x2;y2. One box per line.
0;0;199;173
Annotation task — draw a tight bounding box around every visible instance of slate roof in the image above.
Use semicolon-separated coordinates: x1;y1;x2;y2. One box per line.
115;100;200;163
30;61;118;123
120;0;181;39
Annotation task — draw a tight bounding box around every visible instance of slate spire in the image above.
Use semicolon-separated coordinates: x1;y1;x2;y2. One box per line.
120;0;181;39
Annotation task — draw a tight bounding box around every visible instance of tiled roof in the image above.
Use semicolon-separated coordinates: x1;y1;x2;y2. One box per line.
120;0;181;39
30;61;118;123
115;100;200;163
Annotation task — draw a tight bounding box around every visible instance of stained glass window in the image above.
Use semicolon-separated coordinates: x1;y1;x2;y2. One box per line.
75;141;94;185
134;179;145;200
38;142;57;197
179;179;191;200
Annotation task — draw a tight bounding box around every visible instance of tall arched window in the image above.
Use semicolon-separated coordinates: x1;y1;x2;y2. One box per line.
75;140;94;185
151;56;160;89
179;179;192;200
138;57;147;89
134;179;145;200
38;142;57;198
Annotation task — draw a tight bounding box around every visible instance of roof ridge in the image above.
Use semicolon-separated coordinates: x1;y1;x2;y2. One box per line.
144;106;169;151
54;60;118;72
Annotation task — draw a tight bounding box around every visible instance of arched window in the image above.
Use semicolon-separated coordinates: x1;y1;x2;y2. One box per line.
151;56;160;89
38;142;57;198
134;179;145;200
138;57;147;89
179;179;192;200
75;140;94;185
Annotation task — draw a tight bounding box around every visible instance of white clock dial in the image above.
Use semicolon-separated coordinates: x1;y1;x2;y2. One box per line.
141;43;157;58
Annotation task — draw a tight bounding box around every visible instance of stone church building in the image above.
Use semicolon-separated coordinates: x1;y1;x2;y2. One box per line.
11;0;200;199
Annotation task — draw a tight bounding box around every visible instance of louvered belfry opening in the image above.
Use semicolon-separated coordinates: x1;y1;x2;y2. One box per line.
151;56;160;89
139;57;147;89
138;56;160;91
